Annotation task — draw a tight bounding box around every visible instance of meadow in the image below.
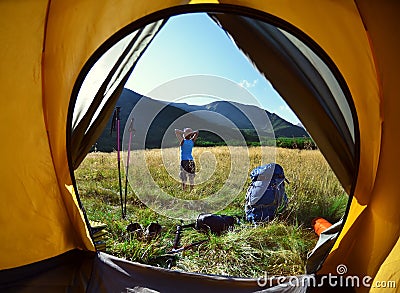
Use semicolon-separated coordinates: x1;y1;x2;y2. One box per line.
75;146;347;278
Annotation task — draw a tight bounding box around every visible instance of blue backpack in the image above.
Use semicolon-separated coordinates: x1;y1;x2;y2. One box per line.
245;163;288;223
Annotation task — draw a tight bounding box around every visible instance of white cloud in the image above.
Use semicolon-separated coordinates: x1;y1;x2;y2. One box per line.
279;105;290;111
239;79;258;88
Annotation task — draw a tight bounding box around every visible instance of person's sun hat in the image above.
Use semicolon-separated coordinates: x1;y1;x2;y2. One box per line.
183;127;194;138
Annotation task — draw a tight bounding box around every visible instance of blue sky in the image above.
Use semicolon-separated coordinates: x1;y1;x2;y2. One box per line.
125;13;300;125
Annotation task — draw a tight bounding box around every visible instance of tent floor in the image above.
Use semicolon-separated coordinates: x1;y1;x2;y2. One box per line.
1;249;353;292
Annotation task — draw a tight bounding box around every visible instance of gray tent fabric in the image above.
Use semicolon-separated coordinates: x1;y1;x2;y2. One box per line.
0;248;338;292
70;19;166;169
306;219;344;274
279;31;355;144
0;250;94;292
87;252;311;293
0;249;312;292
210;14;356;194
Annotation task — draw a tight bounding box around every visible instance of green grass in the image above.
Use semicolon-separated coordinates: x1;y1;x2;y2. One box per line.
275;137;317;150
75;146;347;278
195;137;317;150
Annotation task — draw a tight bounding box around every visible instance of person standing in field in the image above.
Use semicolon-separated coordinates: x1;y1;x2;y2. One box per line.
175;127;199;191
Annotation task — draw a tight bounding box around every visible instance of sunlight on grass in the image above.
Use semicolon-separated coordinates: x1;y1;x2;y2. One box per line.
75;146;347;278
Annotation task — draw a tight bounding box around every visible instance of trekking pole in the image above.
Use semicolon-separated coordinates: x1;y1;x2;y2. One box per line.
167;240;207;255
172;222;196;249
115;107;124;219
165;221;201;269
124;118;134;218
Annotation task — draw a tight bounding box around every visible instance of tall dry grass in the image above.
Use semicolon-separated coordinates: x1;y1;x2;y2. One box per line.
75;146;347;277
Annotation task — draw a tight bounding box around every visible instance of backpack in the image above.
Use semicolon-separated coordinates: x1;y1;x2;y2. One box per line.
245;163;288;223
195;213;236;235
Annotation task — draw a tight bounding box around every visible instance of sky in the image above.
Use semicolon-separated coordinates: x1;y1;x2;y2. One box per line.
124;13;300;125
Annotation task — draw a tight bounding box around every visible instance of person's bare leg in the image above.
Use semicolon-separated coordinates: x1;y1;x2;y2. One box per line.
189;177;194;191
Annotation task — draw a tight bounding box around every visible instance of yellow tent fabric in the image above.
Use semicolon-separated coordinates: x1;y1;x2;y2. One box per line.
319;1;400;287
0;0;94;270
0;0;399;291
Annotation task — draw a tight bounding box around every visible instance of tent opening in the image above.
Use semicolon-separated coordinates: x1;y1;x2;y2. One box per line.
69;11;357;279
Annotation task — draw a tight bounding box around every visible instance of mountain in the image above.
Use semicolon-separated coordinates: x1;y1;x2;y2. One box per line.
297;122;305;129
94;88;309;151
170;100;308;138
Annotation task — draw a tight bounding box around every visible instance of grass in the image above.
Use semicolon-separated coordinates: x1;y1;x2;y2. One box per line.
196;136;316;150
75;146;347;278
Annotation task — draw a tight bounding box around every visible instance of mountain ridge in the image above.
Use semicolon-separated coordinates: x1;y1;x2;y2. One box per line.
94;88;308;151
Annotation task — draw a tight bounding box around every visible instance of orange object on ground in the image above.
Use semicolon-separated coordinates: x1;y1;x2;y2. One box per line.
312;217;332;236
